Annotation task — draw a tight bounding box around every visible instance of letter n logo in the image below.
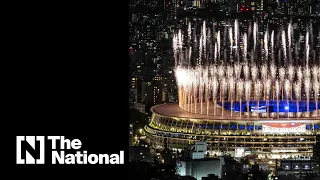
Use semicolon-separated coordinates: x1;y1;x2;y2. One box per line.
16;136;45;164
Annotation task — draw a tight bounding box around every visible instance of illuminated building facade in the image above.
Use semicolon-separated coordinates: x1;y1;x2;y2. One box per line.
145;103;320;166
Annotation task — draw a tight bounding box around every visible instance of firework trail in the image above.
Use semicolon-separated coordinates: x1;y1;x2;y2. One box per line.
172;19;320;117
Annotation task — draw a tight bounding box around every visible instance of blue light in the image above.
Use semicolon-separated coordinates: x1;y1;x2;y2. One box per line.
218;100;320;113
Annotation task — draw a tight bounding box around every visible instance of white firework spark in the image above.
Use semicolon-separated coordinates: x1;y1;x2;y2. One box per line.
294;81;301;99
281;30;287;60
243;33;247;61
261;64;268;81
288;65;295;81
171;19;320;115
245;81;252;100
237;80;244;99
264;30;268;59
255;80;263;99
284;79;291;98
279;67;286;83
270;63;277;80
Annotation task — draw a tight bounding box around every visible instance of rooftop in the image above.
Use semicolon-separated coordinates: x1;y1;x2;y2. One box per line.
151;103;320;122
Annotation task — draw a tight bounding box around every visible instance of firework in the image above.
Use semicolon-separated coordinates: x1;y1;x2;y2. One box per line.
172;19;319;117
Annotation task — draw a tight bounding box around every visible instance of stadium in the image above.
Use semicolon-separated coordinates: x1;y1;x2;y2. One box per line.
144;19;320;165
145;102;320;164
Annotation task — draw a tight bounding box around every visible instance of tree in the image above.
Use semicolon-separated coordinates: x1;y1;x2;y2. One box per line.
207;174;221;180
129;108;146;125
129;108;147;135
240;156;250;165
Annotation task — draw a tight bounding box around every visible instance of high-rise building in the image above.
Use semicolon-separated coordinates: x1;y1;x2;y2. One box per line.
184;0;193;9
163;69;178;103
129;0;170;112
134;102;146;114
176;142;224;180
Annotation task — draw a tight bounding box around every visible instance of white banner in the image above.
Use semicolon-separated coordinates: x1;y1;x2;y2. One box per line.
262;123;306;134
271;149;298;153
235;148;245;157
